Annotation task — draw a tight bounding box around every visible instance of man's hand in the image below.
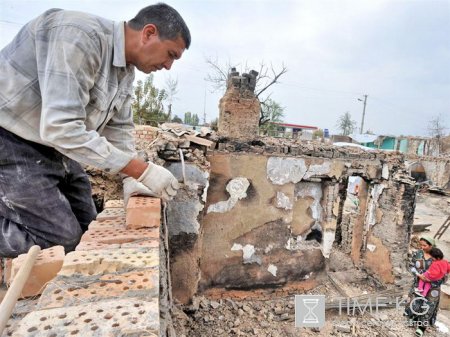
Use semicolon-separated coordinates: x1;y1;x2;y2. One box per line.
123;177;156;207
137;163;179;201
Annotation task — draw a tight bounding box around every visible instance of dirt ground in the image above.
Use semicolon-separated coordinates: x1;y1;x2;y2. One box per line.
413;192;450;258
174;192;450;337
1;191;449;337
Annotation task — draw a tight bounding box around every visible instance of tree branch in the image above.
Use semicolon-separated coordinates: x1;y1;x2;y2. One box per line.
256;63;287;98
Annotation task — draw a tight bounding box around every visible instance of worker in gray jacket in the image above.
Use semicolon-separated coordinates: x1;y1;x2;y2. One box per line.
0;3;190;257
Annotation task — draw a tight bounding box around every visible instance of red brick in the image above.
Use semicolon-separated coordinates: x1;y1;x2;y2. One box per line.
80;226;159;245
75;241;120;251
59;247;158;276
121;239;159;249
126;197;161;229
104;199;124;208
75;238;158;251
38;269;158;309
14;298;159;336
9;246;64;298
96;208;125;220
89;217;126;229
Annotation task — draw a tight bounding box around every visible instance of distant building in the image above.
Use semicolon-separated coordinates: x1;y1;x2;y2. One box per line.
349;134;440;156
263;122;318;139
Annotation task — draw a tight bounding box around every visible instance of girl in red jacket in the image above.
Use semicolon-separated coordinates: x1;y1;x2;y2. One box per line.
415;247;450;297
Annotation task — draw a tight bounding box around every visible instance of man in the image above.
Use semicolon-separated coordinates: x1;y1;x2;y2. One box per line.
0;3;191;257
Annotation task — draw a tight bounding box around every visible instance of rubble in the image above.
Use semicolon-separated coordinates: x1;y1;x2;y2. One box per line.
172;277;449;337
3;118;448;336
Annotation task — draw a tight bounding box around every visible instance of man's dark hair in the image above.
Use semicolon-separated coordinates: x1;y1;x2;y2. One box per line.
128;3;191;49
430;247;444;260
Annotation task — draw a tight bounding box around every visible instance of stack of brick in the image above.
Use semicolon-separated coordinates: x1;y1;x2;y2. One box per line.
3;196;171;337
218;69;260;139
133;125;159;142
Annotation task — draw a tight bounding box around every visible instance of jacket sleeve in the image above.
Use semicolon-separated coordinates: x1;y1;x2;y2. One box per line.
101;91;137;159
424;263;443;281
36;24;133;173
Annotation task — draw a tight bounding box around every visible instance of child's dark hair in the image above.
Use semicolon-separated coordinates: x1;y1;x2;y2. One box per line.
430;247;444;260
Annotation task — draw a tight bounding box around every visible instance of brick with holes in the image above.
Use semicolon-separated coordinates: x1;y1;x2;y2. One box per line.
80;226;159;245
13;298;159;336
96;208;125;220
38;269;159;309
9;246;65;298
126;196;161;229
58;248;159;276
103;199;124;208
88;217;126;229
75;241;121;251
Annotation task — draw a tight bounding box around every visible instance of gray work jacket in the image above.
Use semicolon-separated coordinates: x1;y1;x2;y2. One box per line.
0;9;137;173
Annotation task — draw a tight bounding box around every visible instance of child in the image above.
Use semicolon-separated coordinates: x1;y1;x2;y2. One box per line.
415;247;450;297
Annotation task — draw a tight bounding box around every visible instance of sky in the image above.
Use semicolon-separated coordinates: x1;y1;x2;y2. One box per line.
1;0;449;136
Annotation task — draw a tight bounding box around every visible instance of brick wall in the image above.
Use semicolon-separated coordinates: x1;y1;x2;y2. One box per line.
218;70;260;139
3;196;173;337
133;125;159;142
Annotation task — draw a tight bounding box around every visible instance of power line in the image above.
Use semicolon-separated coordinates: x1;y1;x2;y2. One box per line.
279;80;365;96
0;20;24;26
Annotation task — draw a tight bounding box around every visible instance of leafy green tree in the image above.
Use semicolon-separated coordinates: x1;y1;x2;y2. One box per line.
184;112;200;126
171;115;183;123
132;75;168;125
259;99;285;134
191;113;200;126
184;112;192;125
336;112;357;136
313;129;324;139
210;117;218;131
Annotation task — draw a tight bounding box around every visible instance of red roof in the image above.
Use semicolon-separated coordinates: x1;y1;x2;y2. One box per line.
271;122;318;130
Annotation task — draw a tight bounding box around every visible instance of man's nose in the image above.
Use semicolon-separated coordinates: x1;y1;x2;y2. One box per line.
163;59;174;70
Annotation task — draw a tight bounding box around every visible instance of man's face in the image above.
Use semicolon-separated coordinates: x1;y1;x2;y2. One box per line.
135;26;186;73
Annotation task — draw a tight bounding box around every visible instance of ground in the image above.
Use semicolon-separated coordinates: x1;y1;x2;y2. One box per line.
173;191;450;337
413;192;450;258
1;191;449;337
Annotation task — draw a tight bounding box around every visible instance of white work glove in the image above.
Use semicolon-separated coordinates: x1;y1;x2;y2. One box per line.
123;177;156;208
137;163;179;201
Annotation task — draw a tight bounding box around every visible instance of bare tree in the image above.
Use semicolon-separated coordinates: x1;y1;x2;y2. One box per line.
205;57;287;126
205;57;234;92
428;114;447;154
165;76;178;121
336;112;357;136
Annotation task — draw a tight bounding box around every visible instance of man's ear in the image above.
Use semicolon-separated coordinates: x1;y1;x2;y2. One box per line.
142;24;158;43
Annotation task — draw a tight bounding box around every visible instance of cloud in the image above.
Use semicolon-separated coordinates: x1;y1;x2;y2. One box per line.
1;0;448;136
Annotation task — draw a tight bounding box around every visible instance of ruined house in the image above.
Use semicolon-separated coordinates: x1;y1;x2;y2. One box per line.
2;70;449;336
166;71;419;305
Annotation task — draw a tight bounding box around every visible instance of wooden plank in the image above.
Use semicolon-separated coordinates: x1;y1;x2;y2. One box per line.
184;135;214;148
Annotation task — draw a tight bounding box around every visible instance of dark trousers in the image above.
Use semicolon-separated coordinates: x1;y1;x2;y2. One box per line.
0;127;96;257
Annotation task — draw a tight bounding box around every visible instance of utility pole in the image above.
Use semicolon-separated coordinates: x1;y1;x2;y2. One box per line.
203;89;207;125
358;94;368;134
